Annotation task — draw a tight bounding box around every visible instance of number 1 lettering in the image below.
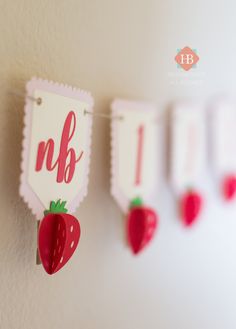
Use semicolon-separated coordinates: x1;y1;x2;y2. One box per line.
134;125;144;185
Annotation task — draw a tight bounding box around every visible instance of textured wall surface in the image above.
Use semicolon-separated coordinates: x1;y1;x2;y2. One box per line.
1;1;236;328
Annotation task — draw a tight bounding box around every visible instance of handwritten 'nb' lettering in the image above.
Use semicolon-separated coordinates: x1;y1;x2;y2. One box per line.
35;111;83;184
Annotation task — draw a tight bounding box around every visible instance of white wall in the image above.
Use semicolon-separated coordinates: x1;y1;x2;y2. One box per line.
0;0;236;328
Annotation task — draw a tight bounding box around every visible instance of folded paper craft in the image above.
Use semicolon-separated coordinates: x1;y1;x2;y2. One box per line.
20;78;93;274
180;190;202;227
127;198;158;254
38;200;81;275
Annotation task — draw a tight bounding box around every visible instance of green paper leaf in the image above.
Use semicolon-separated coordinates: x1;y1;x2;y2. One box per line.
51;201;56;209
61;201;66;209
130;197;143;208
44;199;68;215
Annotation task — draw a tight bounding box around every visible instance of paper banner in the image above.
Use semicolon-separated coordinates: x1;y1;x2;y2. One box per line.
211;99;236;200
20;77;94;218
111;99;159;213
170;102;206;194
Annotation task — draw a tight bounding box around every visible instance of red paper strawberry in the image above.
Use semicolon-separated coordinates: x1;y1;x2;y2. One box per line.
127;197;158;255
38;200;80;275
222;175;236;201
180;190;202;227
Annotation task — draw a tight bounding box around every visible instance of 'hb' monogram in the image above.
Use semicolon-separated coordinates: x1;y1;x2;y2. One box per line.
175;47;199;71
180;53;194;65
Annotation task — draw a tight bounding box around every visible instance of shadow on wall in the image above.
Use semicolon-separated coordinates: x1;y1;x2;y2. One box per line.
0;76;35;270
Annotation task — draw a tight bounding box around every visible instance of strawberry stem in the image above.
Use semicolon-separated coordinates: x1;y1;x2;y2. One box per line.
130;197;143;208
44;199;68;215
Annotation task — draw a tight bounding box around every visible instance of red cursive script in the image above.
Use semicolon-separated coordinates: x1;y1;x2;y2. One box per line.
35;111;83;183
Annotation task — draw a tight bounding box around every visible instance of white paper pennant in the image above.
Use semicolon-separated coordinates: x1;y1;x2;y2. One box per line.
170;102;206;193
111;99;159;212
20;78;94;218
